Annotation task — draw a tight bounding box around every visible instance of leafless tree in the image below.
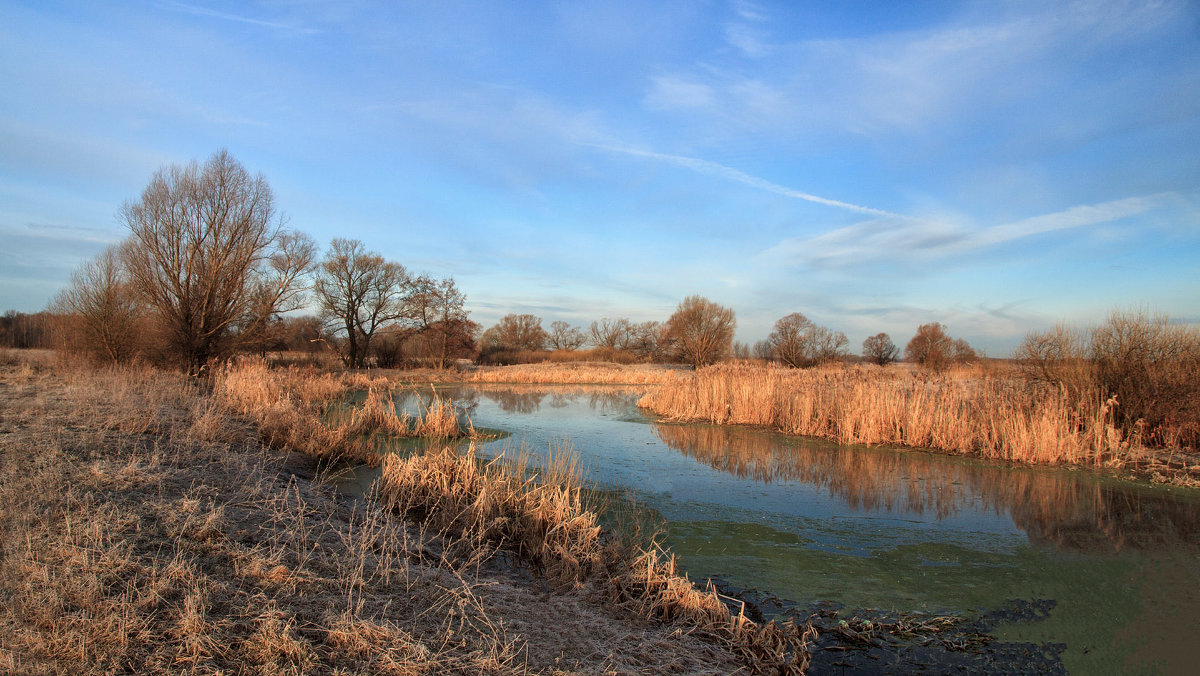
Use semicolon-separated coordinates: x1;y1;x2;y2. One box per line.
120;150;307;375
589;318;634;351
752;339;775;362
905;322;951;370
862;332;899;366
665;295;736;368
50;245;143;364
548;320;587;351
952;338;977;364
484;314;548;352
0;311;52;349
237;231;317;355
905;323;975;371
628;320;671;361
768;312;848;368
314;238;411;368
1015;323;1091;387
405;274;477;368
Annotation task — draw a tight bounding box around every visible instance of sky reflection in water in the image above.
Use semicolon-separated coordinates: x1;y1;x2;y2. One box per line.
354;385;1200;674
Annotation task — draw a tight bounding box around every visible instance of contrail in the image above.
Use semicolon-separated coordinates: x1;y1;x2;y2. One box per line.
593;144;911;220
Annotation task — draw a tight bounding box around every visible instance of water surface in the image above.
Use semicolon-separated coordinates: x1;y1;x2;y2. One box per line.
338;384;1200;675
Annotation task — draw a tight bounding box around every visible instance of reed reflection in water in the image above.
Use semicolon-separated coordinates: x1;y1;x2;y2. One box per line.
653;422;1200;555
474;384;644;415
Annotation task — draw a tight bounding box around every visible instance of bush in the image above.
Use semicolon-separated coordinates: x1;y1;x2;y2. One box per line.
1018;310;1200;448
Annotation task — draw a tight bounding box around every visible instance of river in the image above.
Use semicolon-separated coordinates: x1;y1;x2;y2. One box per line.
333;384;1200;675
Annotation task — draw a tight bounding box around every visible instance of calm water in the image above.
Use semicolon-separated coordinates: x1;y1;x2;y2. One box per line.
335;385;1200;675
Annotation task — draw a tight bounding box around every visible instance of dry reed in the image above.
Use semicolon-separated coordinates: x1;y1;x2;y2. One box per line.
211;359;479;464
374;441;815;674
1;356;745;675
639;363;1143;469
471;361;676;385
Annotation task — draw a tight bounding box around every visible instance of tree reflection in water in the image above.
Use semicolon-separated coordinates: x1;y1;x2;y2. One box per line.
653;422;1200;555
473;385;644;415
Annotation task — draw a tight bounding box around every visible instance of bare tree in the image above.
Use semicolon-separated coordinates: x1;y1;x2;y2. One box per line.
752;339;775;362
406;275;477;368
629;320;670;361
314;238;411;368
768;312;848;368
548;320;587;351
905;323;975;371
905;322;951;370
51;245;143;364
862;332;899;366
589;318;634;351
665;295;736;368
1015;323;1091;387
485;314;548;352
238;231;317;355
952;338;977;364
120;150;306;375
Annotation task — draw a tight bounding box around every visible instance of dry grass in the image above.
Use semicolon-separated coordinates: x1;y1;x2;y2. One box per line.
212;359;481;465
470;362;677;385
375;441;815;673
638;363;1200;483
0;355;768;674
0;363;526;674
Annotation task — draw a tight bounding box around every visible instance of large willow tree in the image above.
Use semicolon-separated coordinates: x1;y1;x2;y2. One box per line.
120;150;312;375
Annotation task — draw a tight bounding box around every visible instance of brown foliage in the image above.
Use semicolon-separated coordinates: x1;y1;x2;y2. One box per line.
665;296;736;368
1020;310;1200;448
768;313;848;368
905;323;975;371
50;246;144;364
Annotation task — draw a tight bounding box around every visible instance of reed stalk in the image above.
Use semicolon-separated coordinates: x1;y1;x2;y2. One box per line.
639;363;1132;468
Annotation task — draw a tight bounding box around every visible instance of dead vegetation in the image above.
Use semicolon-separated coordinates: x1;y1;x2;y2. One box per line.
469;361;677;385
0;355;806;674
211;359;481;465
638;362;1200;486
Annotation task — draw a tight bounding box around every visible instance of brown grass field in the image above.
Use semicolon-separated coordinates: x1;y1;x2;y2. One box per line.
638;362;1200;487
0;353;812;675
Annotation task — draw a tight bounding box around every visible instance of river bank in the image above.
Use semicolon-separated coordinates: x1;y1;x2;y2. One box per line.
0;357;746;674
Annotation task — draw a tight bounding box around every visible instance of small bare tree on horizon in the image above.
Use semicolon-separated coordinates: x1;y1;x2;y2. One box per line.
548;320;587;351
905;322;976;371
314;238;412;369
665;295;735;368
862;332;899;366
767;312;848;368
50;245;143;364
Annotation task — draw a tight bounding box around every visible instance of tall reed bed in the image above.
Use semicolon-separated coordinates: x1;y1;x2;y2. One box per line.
639;363;1133;468
211;360;477;464
471;361;676;385
375;442;814;674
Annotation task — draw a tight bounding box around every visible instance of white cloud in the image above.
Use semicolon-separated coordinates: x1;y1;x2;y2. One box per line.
759;192;1176;269
595;144;906;218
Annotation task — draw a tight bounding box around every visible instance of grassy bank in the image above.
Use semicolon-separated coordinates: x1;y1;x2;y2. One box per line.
638;363;1200;486
0;357;807;674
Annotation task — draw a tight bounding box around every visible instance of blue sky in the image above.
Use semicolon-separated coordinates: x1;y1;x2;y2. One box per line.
2;0;1198;355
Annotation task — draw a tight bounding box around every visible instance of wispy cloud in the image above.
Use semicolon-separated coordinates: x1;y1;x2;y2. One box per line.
594;144;907;218
157;1;320;35
760;192;1176;268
